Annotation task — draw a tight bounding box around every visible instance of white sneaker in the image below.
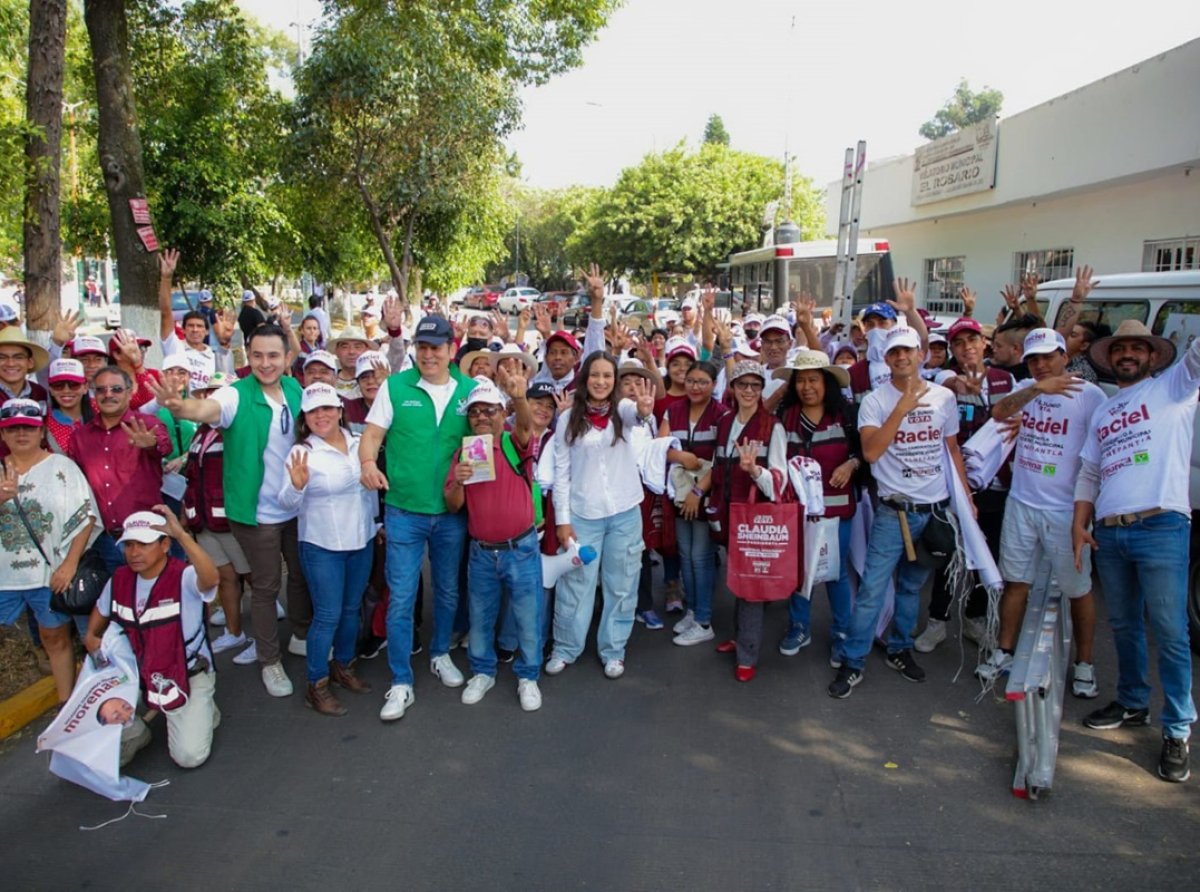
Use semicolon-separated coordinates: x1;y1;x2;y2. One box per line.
975;649;1013;681
209;607;227;627
603;659;625;679
518;679;542;712
276;601;286;620
261;662;293;697
461;674;495;705
430;653;464;688
287;634;307;657
673;622;715;647
1072;661;1099;699
914;619;947;654
210;631;246;654
673;610;697;636
962;616;994;648
544;656;567;675
232;640;258;665
380;684;415;721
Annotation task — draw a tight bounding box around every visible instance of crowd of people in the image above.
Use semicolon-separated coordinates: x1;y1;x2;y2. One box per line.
0;257;1193;785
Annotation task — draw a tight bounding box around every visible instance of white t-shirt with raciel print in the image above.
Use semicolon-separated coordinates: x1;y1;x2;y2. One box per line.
858;379;959;504
1009;378;1107;511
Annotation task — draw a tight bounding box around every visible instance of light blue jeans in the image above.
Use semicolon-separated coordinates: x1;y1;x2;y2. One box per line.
788;517;854;648
842;505;933;671
675;516;716;625
1093;512;1196;740
468;531;543;681
552;506;643;664
299;542;373;684
383;506;467;686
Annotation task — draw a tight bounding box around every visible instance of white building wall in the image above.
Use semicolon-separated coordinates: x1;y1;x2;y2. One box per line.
825;38;1200;319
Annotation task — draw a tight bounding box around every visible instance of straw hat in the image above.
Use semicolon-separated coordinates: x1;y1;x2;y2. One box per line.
0;327;49;371
1088;319;1176;375
492;342;537;376
771;347;850;389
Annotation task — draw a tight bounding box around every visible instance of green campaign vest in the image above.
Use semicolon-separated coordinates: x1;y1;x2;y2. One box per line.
220;375;303;526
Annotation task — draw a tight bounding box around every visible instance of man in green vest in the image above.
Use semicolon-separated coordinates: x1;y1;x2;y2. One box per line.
148;323;309;700
360;315;476;721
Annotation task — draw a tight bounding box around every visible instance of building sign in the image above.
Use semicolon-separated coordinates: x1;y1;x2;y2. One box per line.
911;119;998;206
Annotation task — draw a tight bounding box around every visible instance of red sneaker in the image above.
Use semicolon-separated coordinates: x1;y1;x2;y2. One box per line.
735;665;756;682
715;639;737;654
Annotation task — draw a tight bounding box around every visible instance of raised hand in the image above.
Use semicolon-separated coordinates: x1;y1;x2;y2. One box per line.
52;308;82;347
553;389;574;415
701;286;717;312
532;302;552;338
121;416;159;449
959;286;977;317
370;356;391;383
0;459;17;505
381;294;405;331
214;308;236;344
951;369;984;397
149;503;186;540
792;293;816;327
737;441;762;476
581;263;605;296
1000;283;1021;313
113;328;142;367
496;363;528;400
897;374;929;414
517;307;531;333
889;277;917;315
1020;271;1039;305
287;449;310;490
159;247;180;280
491;310;511;343
146;375;185;414
1070;265;1098;304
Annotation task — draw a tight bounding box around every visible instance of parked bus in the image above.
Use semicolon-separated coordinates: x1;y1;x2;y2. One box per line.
721;236;895;317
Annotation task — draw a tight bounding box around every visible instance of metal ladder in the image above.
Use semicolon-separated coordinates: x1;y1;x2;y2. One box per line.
1005;556;1072;799
832;140;866;333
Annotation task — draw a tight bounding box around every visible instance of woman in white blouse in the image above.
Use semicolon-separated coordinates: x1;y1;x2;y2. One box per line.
280;383;376;716
548;352;656;680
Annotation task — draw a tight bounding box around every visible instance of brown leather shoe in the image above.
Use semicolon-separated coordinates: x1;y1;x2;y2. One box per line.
330;661;372;694
305;679;347;717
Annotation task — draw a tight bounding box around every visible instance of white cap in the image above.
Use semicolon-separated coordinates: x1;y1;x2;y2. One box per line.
680;296;698;311
117;511;167;544
354;350;387;378
303;349;338;370
0;304;17;322
884;326;921;352
758;315;793;339
161;354;190;374
241;290;256;302
1023;327;1068;357
466;376;505;407
732;340;760;359
300;382;342;412
69;335;107;356
48;358;85;383
664;336;697;361
743;313;765;328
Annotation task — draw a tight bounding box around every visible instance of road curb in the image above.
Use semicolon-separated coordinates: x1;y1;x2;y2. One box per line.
0;676;57;740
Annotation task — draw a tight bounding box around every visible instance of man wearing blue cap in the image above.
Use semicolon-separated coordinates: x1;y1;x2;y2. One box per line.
359;314;477;721
844;279;929;404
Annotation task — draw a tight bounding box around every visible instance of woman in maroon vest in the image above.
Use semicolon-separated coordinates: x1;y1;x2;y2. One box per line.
707;361;788;682
774;349;861;668
658;359;728;646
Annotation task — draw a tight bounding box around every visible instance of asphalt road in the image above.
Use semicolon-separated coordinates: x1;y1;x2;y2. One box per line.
2;568;1198;892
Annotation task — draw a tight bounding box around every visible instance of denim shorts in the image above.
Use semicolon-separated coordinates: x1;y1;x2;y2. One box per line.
0;586;72;629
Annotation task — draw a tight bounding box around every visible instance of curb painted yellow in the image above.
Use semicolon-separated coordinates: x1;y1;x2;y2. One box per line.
0;675;57;740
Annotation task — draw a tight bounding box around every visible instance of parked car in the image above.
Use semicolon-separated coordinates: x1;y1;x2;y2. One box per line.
498;286;540;314
534;291;576;320
463;285;502;310
106;290;194;329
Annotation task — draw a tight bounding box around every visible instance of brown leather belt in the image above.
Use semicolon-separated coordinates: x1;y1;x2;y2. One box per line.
1100;508;1169;527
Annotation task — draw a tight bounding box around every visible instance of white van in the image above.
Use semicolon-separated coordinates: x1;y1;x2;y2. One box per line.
1038;269;1200;648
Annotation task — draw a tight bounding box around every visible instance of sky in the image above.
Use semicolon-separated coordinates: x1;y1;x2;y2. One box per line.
239;0;1200;192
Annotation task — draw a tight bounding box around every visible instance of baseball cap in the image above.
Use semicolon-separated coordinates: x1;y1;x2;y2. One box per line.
884;327;921;352
664;336;696;361
161;354;191;374
117;511;168;544
728;359;767;384
194;371;231;393
680;296;698;311
0;304;18;323
48;358;86;384
732;340;760;359
198;290;213;303
947;317;983;343
241;290;256;302
545;330;581;353
354;350;387;379
862;302;898;322
0;398;44;428
466;376;505;407
928;331;948;346
303;349;338;370
413;315;453;346
758;315;793;339
526;382;557;402
743;313;765;329
68;335;107;357
300;382;342;413
1023;327;1067;357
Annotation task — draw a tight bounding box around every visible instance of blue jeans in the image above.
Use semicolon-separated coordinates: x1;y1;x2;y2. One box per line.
675;517;716;625
299;541;374;684
553;506;643;664
384;506;467;686
468;531;543;681
498;586;552;652
94;531;125;575
1093;512;1196;740
843;505;933;671
788;517;854;646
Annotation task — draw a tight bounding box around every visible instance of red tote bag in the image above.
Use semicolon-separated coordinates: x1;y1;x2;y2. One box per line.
725;480;801;603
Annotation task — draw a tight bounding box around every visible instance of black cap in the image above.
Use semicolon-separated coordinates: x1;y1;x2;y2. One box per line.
526;382;557;402
414;315;453;345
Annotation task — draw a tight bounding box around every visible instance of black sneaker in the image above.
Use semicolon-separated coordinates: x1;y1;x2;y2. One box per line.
1158;736;1191;783
827;666;862;699
497;647;516;664
357;635;387;660
1083;700;1151;730
885;649;926;683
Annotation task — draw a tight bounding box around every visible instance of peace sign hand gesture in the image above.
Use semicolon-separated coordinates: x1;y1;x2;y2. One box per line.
287;449;310;490
120;416;160;450
628;375;655;418
0;459;18;505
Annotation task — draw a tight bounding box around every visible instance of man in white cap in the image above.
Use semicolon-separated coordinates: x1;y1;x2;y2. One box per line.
829;326;969;699
1073;320;1199;783
158;249;218;392
443;368;544;711
84;506;221;769
301;350;339;388
238;289;266;340
981;328;1106;695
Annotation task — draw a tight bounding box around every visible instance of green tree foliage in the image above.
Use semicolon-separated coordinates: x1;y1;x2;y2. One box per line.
702;113;729;146
919;79;1003;141
485;183;604;291
127;0;296;292
568;143;823;278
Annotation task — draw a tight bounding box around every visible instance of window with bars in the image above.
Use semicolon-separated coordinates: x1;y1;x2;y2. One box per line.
924;256;965;315
1012;248;1075;285
1143;237;1199;271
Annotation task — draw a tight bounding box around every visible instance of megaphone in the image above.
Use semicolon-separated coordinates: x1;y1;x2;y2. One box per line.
541;538;598;589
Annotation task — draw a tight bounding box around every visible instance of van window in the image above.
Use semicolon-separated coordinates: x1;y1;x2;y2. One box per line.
1152;301;1200;362
1053;300;1148;334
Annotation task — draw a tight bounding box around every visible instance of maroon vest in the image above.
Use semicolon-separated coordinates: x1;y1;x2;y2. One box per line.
110;558;193;712
779;405;857;519
666;398;729;463
708;407;776;535
183;426;230;533
848;360;871;403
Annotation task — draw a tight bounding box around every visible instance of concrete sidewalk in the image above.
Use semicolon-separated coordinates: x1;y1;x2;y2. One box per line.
1;576;1198;891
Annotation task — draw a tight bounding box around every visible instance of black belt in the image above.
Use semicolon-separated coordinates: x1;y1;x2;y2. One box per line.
476;526;536;551
882;497;950;514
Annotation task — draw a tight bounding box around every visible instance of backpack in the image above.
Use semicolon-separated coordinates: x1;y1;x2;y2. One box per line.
499;431;544;530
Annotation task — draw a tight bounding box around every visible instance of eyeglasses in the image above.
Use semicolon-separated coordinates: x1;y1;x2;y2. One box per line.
280;404;292;435
0;351;31;363
760;335;790;346
94;385;127;396
49;381;84;391
684;378;713;388
733;380;764;391
0;404;42;421
467;406;499;418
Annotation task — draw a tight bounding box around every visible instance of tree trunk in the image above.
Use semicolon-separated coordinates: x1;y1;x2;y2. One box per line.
354;172;406;301
84;0;159;338
23;0;68;333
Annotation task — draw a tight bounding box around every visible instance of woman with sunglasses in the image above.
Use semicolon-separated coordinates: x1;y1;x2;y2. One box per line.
0;399;97;703
45;358;91;455
279;383;376;716
708;360;788;682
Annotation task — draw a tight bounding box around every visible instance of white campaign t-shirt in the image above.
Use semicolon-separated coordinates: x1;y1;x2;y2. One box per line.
1081;357;1200;519
212;384;298;524
1009;378;1106;511
162;335;216;392
858;379;959;503
365;376;459;429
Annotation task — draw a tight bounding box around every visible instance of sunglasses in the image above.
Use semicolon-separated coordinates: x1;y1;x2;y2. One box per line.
49;380;84;391
94;385;127;396
280;404;292;435
467;406;499;418
0;404;43;421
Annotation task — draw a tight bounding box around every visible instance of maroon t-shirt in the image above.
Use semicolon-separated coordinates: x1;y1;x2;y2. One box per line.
445;433;536;543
